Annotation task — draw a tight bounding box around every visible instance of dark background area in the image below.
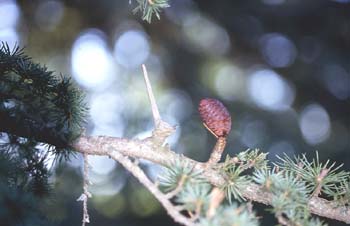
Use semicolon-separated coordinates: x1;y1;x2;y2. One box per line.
0;0;349;225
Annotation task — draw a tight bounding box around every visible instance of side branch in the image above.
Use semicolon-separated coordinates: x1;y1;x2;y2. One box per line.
74;135;350;224
109;149;197;226
76;153;92;226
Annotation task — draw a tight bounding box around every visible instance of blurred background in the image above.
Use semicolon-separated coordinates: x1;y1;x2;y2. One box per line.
0;0;349;225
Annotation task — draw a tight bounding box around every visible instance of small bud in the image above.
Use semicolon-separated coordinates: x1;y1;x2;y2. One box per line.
198;98;231;138
232;157;239;164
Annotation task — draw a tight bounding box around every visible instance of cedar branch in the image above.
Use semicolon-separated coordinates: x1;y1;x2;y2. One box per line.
74;136;350;224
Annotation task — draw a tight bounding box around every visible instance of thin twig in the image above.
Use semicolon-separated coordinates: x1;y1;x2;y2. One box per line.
206;187;225;219
109;150;197;226
77;153;91;226
164;174;187;199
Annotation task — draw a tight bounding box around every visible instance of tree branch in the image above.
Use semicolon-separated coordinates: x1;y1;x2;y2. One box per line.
74;135;350;224
73;64;349;225
108;149;197;226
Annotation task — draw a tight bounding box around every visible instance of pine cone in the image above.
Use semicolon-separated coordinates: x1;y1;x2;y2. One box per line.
198;98;231;138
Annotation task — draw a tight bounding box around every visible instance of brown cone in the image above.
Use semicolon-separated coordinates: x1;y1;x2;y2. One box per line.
198;98;231;138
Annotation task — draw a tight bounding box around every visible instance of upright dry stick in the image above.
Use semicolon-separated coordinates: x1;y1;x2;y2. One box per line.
142;64;175;143
142;64;161;125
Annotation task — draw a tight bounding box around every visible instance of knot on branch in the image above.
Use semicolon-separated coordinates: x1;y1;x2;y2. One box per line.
152;120;176;146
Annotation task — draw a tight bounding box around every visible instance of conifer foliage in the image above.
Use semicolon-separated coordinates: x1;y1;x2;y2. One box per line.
133;0;170;23
0;43;86;225
0;43;86;155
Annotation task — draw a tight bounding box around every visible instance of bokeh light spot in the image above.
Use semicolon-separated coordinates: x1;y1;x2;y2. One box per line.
35;0;64;31
160;89;193;122
114;30;150;68
0;27;19;48
89;172;126;196
259;33;297;68
248;69;295;111
214;64;245;101
0;0;19;29
93;195;126;218
299;104;331;145
322;64;350;100
89;155;116;175
71;29;115;89
90;93;124;125
90;93;125;137
182;14;231;55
